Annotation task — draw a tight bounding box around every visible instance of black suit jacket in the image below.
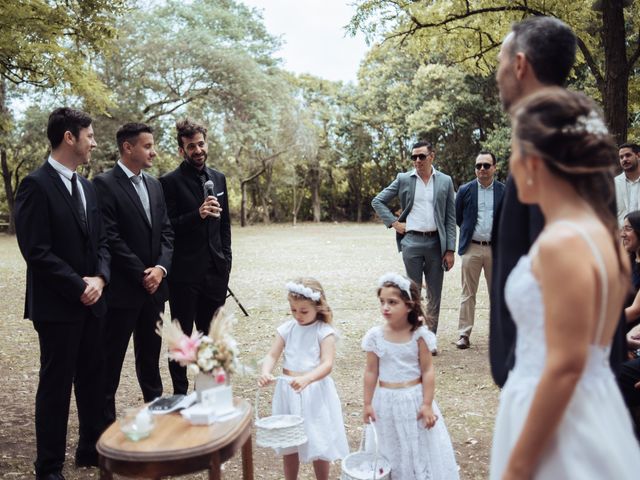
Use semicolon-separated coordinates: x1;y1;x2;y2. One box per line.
455;179;505;256
160;161;231;283
14;161;111;322
93;164;174;310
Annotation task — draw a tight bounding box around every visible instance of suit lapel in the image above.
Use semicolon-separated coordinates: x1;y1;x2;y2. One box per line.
179;161;205;205
470;181;479;218
44;162;88;236
115;165;151;229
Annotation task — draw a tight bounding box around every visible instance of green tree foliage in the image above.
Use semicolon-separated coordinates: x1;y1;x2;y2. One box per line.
0;0;127;111
350;0;640;142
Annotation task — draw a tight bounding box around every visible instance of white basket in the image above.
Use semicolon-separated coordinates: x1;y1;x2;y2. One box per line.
341;422;391;480
254;378;307;449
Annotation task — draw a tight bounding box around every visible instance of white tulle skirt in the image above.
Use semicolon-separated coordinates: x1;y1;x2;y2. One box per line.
368;383;459;480
271;375;349;463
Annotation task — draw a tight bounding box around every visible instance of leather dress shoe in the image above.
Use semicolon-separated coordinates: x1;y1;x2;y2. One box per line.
456;336;470;349
36;473;66;480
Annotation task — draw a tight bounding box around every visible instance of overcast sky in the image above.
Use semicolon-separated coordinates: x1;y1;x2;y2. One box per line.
240;0;370;83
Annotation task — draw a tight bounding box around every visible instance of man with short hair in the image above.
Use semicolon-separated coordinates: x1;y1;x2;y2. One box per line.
491;16;577;387
93;123;174;425
615;143;640;226
14;107;110;479
455;151;505;349
160;119;231;394
372;141;456;339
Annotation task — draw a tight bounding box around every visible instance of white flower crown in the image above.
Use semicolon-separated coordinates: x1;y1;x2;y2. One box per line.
378;272;412;300
561;110;608;137
285;282;321;302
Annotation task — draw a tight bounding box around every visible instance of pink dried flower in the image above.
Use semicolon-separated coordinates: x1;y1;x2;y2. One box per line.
215;369;226;384
168;331;202;366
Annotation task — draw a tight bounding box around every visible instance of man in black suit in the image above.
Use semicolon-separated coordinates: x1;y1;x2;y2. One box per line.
490;17;576;386
93;123;173;425
14;107;110;480
160;118;231;395
455;151;505;349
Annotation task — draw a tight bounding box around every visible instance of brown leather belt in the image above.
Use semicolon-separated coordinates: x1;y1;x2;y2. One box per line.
407;230;438;237
283;368;308;377
379;377;421;389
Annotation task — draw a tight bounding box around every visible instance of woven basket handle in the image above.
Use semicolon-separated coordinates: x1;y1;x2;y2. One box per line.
255;376;302;422
362;421;381;480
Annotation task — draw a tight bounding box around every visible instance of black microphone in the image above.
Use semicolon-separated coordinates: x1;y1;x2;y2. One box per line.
204;180;215;198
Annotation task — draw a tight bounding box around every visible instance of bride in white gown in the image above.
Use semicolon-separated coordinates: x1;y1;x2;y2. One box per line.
490;87;640;479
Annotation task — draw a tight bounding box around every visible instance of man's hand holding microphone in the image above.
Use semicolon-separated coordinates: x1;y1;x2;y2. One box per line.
199;180;222;219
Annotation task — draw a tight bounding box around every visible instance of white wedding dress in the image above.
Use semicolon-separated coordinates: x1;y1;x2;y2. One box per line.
491;221;640;479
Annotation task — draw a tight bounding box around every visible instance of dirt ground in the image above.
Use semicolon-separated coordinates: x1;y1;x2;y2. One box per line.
0;223;499;479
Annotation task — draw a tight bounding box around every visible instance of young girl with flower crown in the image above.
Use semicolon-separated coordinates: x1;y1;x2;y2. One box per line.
362;273;459;479
258;277;349;480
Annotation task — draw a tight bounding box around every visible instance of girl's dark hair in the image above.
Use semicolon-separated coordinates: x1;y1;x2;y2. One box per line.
377;278;432;331
512;87;623;270
625;210;640;237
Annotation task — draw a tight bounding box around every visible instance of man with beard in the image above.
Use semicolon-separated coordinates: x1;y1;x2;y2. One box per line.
615;143;640;226
160;119;231;395
490;17;576;387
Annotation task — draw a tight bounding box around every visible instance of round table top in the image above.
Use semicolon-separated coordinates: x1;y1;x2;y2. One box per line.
97;398;252;462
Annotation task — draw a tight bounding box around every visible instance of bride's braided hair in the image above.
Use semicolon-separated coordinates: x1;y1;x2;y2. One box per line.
512;87;624;269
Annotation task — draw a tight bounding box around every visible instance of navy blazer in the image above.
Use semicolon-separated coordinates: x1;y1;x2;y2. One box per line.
455;179;505;256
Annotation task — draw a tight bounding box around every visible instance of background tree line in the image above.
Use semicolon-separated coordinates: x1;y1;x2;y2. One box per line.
1;0;638;233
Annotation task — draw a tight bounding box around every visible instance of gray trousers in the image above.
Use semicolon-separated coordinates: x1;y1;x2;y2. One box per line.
401;233;444;333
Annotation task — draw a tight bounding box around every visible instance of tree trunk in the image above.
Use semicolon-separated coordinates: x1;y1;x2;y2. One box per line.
1;148;16;234
240;180;247;227
310;163;320;222
601;0;628;143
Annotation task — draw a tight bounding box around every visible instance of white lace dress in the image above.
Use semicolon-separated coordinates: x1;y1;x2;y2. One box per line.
362;325;459;480
271;319;349;463
491;222;640;478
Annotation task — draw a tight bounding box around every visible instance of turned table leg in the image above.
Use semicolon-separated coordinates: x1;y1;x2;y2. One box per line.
241;436;254;480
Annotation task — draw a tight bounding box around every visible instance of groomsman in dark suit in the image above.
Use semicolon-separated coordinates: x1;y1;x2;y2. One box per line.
455;151;505;349
93;123;174;425
14;107;110;480
160;118;231;394
490;17;576;386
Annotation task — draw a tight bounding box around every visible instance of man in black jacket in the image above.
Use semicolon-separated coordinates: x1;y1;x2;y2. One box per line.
14;107;111;480
160;118;232;394
93;123;174;425
490;17;577;386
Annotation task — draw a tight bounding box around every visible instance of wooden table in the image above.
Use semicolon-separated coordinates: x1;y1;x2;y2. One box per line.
97;398;253;479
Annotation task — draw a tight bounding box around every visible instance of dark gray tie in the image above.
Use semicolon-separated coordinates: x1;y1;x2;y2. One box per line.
71;173;87;231
130;174;152;224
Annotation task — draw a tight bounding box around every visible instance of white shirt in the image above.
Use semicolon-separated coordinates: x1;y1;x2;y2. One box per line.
472;180;494;242
615;172;640;226
406;167;437;232
48;156;86;213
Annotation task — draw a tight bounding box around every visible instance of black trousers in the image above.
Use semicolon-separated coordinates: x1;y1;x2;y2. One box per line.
33;313;105;476
167;267;229;395
103;299;163;425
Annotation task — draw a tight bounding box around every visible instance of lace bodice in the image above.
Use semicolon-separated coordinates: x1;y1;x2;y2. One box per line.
362;325;436;382
504;222;612;381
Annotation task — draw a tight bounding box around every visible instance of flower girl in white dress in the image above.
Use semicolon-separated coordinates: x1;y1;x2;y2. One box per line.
490;88;640;479
362;273;459;479
259;278;349;480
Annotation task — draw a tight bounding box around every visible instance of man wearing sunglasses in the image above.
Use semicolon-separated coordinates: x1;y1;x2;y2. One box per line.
455;152;504;350
372;141;456;340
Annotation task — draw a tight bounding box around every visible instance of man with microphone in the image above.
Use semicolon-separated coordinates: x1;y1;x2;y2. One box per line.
160;118;232;395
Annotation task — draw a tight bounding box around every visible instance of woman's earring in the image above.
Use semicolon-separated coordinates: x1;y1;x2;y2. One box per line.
526;177;533;186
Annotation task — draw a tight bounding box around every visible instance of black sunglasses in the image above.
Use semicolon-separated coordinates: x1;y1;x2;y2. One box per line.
411;153;430;161
475;163;493;170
